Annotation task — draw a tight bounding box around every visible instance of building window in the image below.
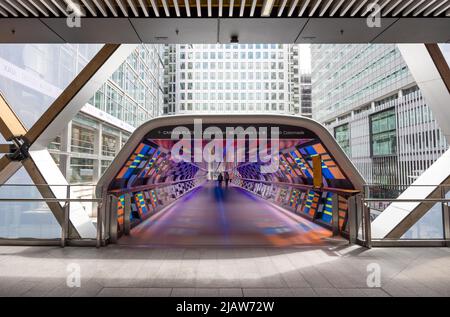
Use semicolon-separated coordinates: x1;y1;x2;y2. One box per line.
334;124;350;156
71;125;95;154
101;160;112;175
370;108;397;157
102;134;117;157
70;158;94;183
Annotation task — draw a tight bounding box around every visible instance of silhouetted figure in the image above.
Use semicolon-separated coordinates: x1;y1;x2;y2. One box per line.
217;173;223;188
224;171;230;188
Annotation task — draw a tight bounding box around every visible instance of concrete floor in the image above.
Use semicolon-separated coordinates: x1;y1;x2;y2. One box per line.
0;245;449;297
120;182;332;247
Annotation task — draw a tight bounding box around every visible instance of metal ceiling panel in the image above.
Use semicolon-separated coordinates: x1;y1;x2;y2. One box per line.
0;18;64;42
41;18;140;42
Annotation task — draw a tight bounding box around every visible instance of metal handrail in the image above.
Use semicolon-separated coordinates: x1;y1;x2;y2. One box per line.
0;198;101;202
363;198;450;203
364;184;450;187
0;183;97;187
108;176;207;195
0;194;104;248
234;177;360;196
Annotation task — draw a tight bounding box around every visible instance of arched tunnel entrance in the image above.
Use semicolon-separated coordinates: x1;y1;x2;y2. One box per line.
97;115;364;247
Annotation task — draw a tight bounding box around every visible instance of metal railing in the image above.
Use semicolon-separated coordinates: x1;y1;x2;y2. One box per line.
1;181;449;248
231;177;356;238
0;184;104;247
360;184;450;247
107;177;207;241
235;177;360;197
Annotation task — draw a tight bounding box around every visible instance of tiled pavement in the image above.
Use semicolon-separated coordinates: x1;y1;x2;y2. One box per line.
0;245;449;297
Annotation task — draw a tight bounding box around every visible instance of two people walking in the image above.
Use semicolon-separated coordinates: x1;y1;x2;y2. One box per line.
217;171;230;188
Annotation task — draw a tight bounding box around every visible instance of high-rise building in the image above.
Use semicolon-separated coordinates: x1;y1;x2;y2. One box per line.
288;44;312;117
163;44;311;116
311;44;449;185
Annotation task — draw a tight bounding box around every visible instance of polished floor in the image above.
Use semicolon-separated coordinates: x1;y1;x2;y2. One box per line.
0;245;449;296
119;182;333;247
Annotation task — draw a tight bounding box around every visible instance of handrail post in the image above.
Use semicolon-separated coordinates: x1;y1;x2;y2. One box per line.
363;201;372;248
347;195;356;244
61;202;69;248
332;193;339;236
60;185;71;247
96;201;103;248
109;194;119;243
441;186;450;247
124;193;131;236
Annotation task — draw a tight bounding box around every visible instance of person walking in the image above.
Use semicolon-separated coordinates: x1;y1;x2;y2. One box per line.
217;173;223;188
224;171;230;188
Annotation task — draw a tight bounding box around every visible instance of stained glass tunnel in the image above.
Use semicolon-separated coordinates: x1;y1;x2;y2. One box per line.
96;115;364;244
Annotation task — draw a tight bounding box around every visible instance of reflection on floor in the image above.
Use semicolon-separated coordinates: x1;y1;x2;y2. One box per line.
119;181;334;246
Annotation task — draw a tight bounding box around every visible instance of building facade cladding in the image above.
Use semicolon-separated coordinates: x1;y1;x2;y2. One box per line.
163;44;177;115
311;44;413;124
328;91;445;185
163;44;311;116
312;43;449;185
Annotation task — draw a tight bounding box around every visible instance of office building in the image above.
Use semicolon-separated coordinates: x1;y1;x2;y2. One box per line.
311;44;449;185
163;44;312;117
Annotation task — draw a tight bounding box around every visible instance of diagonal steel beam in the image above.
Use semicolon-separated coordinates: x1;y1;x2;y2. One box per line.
0;91;27;141
426;43;450;93
0;156;21;184
25;44;122;147
0;91;27;184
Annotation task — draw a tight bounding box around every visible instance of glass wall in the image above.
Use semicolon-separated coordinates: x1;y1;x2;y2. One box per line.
334;124;350;156
370;108;397;157
0;44;101;239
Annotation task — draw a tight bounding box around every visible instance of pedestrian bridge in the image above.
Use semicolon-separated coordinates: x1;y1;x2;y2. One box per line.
96;115;365;246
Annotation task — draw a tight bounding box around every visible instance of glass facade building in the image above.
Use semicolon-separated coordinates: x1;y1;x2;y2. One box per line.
49;45;165;186
163;44;312;117
312;44;449;185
